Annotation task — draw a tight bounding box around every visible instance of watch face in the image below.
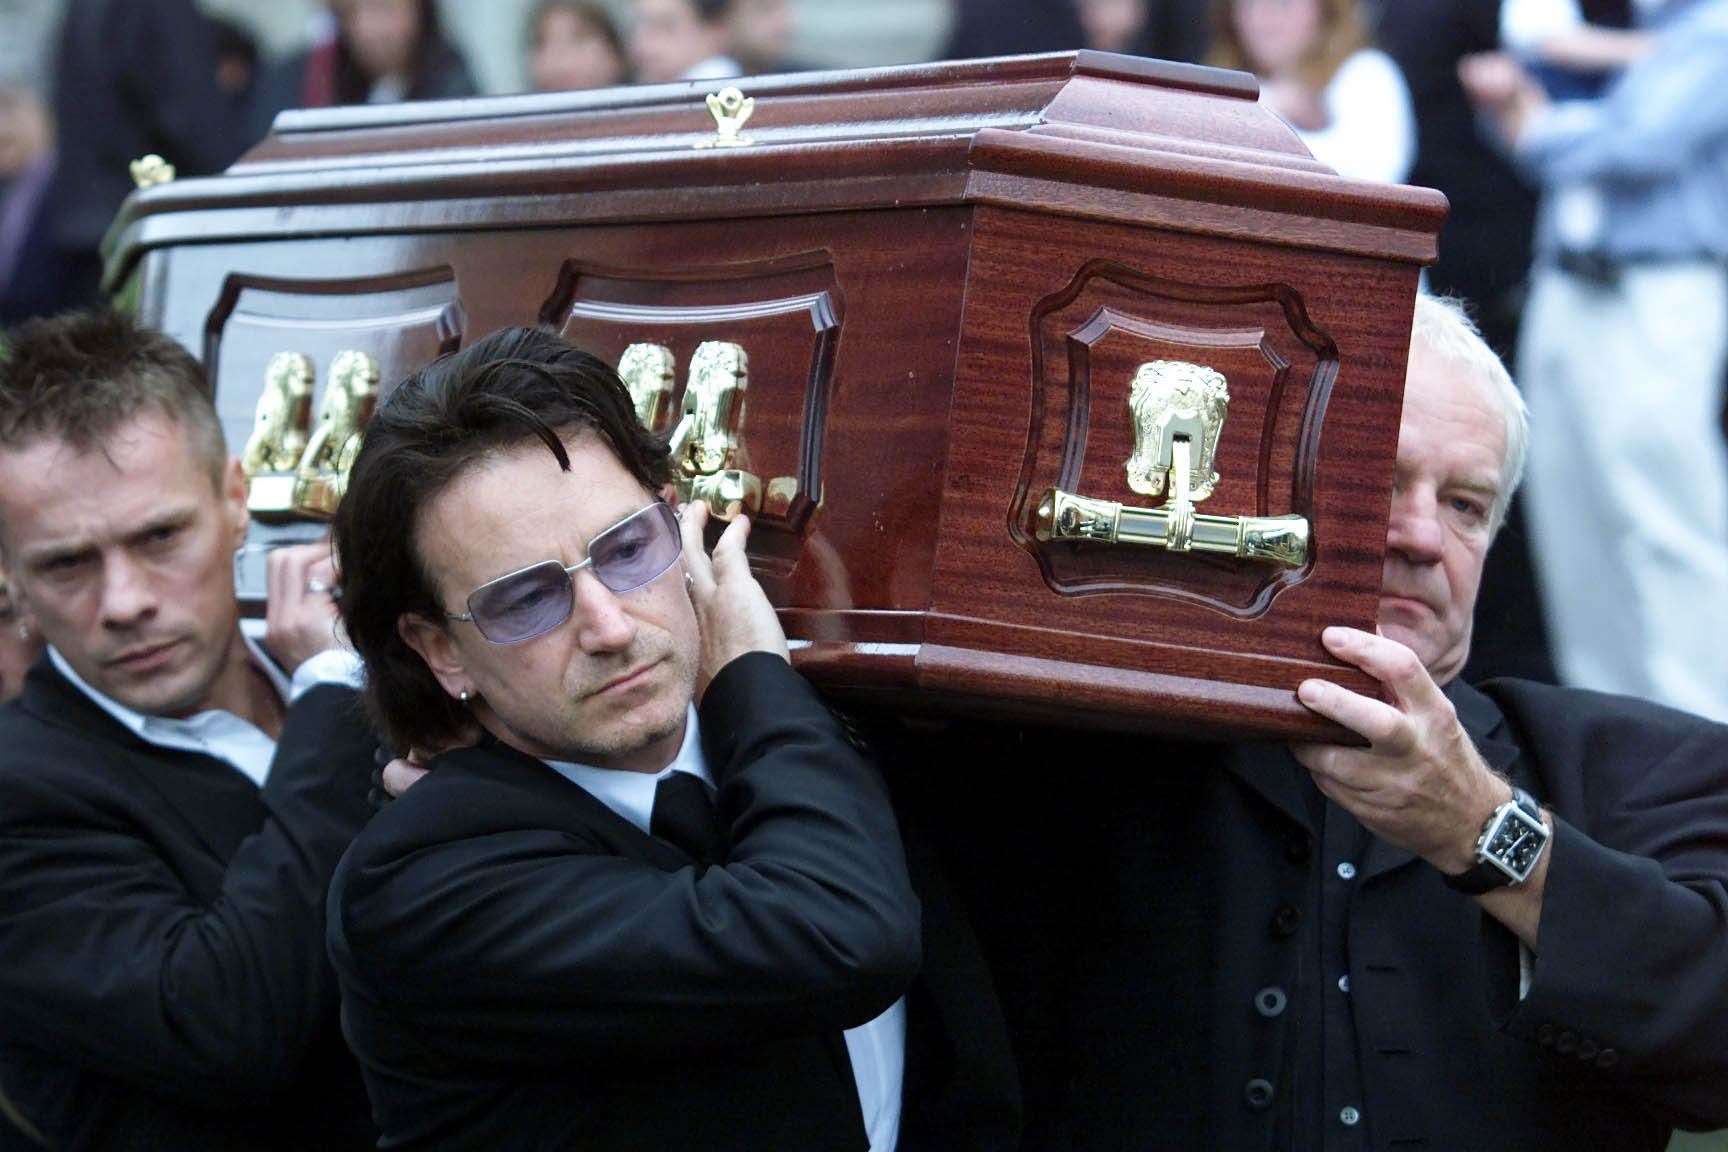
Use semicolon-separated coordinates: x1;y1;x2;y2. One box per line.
1485;807;1547;879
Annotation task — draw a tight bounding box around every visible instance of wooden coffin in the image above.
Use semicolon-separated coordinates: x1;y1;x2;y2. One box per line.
105;51;1447;741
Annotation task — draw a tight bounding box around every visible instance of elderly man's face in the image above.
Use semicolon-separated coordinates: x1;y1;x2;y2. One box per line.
406;431;699;772
0;414;250;716
1378;341;1506;686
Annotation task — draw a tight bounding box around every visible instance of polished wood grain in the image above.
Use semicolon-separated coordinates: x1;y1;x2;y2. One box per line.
111;50;1445;740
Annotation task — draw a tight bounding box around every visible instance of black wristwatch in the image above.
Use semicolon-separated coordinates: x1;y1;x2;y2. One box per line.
1444;785;1550;894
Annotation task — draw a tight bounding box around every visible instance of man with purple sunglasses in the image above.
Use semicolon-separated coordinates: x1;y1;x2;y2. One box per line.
324;327;933;1151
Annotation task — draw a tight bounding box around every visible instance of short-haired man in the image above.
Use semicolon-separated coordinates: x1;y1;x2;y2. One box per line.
629;0;741;83
327;327;927;1151
0;311;377;1149
924;295;1728;1149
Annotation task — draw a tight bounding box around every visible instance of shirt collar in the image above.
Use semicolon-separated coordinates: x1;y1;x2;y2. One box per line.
47;632;289;741
543;706;709;835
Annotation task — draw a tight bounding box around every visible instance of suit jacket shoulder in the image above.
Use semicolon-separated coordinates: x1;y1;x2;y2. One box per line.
0;657;377;1150
1457;677;1728;1131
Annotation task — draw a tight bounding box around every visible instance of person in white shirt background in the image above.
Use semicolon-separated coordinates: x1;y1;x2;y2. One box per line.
1208;0;1416;185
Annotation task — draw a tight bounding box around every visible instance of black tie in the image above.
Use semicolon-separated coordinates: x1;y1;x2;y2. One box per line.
650;772;724;866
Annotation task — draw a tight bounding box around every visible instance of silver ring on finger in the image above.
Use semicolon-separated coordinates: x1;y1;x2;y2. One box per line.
305;577;330;596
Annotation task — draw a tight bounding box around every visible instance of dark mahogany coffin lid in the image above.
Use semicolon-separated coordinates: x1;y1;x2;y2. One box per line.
103;50;1447;290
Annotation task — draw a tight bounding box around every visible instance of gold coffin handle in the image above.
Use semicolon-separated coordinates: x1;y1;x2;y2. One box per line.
668;340;761;522
292;349;380;518
685;469;763;521
1033;488;1309;569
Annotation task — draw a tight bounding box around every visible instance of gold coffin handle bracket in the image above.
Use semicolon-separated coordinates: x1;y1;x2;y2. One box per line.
292;350;380;518
243;352;317;519
619;343;676;431
668;340;762;521
1032;359;1309;569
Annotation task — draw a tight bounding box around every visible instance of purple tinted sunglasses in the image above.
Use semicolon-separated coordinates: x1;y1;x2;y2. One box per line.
445;502;682;644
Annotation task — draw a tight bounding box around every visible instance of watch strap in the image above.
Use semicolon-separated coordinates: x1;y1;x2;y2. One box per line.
1444;786;1545;894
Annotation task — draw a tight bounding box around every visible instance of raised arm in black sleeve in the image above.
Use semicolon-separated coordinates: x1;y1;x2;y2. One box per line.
329;653;922;1071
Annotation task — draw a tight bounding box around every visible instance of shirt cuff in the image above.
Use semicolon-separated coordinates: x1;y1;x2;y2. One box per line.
290;647;365;701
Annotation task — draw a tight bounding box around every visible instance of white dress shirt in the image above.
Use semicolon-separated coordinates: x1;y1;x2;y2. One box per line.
680;54;743;81
48;639;363;788
547;708;908;1152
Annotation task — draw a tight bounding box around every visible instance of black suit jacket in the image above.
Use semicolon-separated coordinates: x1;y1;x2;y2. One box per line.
329;653;937;1151
0;657;377;1151
920;680;1728;1151
47;0;253;301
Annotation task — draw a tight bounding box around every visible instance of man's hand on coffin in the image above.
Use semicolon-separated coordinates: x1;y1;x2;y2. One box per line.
263;542;347;673
1290;626;1513;877
381;749;430;799
677;500;789;699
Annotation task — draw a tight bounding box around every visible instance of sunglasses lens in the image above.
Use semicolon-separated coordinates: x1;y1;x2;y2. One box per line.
468;562;574;644
591;503;682;594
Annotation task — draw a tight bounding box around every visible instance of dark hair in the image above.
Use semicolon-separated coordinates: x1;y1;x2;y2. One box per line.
529;0;627;59
333;327;674;753
692;0;735;25
333;0;469;103
210;15;260;72
0;310;226;484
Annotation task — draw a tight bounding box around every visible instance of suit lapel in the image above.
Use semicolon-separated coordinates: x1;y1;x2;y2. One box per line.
17;657;266;864
460;735;704;873
1360;680;1522;883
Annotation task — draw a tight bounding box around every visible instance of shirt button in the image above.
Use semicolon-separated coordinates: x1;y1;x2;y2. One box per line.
1537;1023;1557;1047
1254;986;1288;1018
1244;1079;1275;1110
1557;1031;1579;1055
1338;975;1351;994
1271;904;1302;936
1336;861;1358;880
1578;1038;1600;1061
1596;1048;1620;1070
1340;1105;1362;1127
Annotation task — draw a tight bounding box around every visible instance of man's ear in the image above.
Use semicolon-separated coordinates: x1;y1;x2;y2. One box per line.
398;612;472;701
220;456;250;550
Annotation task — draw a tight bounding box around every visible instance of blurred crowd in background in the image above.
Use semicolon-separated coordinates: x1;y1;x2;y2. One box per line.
0;0;1725;730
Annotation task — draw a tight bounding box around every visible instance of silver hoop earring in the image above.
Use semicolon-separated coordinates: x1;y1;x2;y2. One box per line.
16;622;28;641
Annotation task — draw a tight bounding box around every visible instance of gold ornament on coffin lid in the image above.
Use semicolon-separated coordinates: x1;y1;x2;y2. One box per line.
128;154;176;190
697;87;754;149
